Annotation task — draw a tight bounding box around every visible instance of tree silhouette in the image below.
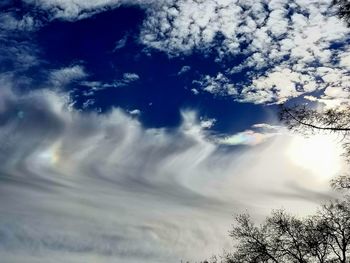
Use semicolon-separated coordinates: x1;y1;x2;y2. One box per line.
198;199;350;263
280;106;350;134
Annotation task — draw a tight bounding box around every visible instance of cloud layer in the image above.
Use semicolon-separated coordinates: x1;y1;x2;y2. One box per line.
0;1;348;262
0;76;338;262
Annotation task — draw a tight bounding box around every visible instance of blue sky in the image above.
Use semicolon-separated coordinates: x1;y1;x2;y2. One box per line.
0;0;349;262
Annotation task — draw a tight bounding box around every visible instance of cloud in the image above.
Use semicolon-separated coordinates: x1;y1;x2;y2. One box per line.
218;130;275;146
0;77;338;262
80;72;140;92
190;88;199;95
0;12;40;32
194;72;237;96
0;11;41;73
22;0;156;21
240;67;319;104
140;0;242;55
177;65;191;75
113;33;129;52
140;0;350;105
252;123;282;131
199;117;216;129
49;65;88;86
123;72;140;82
128;109;141;116
99;72;140;89
217;123;283;146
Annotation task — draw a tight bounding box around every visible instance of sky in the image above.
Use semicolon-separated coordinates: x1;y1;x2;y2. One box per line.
0;0;350;262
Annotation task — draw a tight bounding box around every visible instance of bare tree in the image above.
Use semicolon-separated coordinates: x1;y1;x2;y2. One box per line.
229;211;322;263
219;199;350;263
280;106;350;134
319;199;350;263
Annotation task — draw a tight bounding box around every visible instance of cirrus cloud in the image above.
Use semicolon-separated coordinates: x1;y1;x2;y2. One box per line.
0;76;337;262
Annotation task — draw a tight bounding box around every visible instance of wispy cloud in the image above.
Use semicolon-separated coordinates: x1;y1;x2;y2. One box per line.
177;65;191;76
217;123;282;146
113;33;129;52
22;0;155;20
49;65;88;86
0;78;336;262
80;72;140;93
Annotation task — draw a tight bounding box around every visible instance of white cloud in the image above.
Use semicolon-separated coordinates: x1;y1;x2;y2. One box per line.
0;12;41;72
113;33;128;52
0;12;40;32
199;117;216;129
98;72;140;89
217;123;283;146
129;109;141;115
140;0;350;105
194;73;237;96
123;72;140;82
80;72;140;92
240;67;318;104
50;65;88;86
218;130;276;146
141;0;243;55
0;79;338;262
191;88;199;95
252;123;282;130
23;0;155;20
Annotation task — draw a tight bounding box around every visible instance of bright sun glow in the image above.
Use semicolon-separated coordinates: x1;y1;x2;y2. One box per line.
286;135;343;179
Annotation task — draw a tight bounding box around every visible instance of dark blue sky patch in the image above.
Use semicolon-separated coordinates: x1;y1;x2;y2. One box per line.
36;6;145;73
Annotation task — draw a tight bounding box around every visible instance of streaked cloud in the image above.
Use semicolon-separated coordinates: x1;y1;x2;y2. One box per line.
22;0;155;20
217;123;283;146
122;72;140;82
0;78;336;262
113;33;129;52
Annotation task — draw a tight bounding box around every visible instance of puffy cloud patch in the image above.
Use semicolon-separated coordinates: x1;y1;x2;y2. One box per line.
0;12;40;32
240;67;319;104
140;0;350;105
194;72;237;96
199;117;216;129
